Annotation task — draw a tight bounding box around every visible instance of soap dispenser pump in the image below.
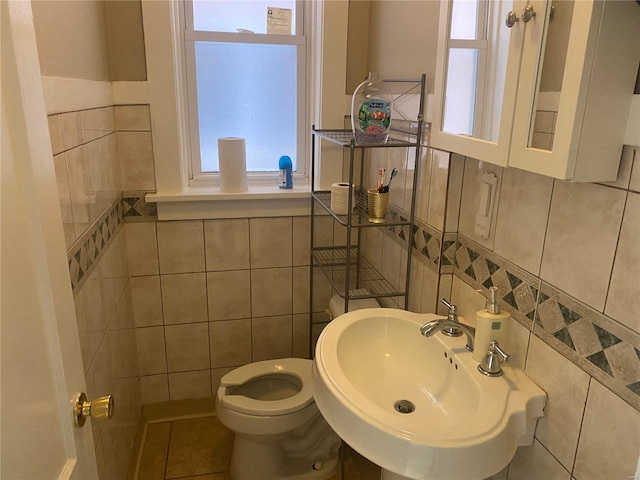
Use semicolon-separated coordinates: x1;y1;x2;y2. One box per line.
472;286;511;362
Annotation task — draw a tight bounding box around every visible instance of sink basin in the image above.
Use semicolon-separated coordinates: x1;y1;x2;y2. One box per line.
312;308;545;480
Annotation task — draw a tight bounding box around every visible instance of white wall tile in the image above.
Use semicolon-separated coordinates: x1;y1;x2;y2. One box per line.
493;168;553;276
168;370;212;401
605;192;639;333
157;220;205;274
204;219;250;271
507;440;571;480
541;182;625;311
61;111;84;150
252;315;293;361
48;114;65;154
525;336;590;470
125;222;159;276
292;313;310;358
573;380;640;480
118;131;156;191
161;273;208;325
135;326;167;375
292;216;311;266
165;323;210;372
115;105;151;131
209;319;251;368
130;276;163;327
207;270;251;321
251;267;293;318
427;149;450;231
140;373;169;405
293;266;310;314
250;217;293;268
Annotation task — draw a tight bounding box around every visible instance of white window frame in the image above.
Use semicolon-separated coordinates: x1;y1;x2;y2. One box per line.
444;0;489;138
183;1;308;187
142;0;349;220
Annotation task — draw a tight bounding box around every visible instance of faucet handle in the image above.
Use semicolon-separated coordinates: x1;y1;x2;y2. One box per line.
478;340;510;377
439;297;456;313
438;298;462;337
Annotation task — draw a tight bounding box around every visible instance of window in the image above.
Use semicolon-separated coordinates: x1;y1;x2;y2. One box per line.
183;0;307;185
442;0;489;139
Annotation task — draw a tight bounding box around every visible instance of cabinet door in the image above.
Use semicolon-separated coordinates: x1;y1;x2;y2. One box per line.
509;0;640;181
431;0;529;166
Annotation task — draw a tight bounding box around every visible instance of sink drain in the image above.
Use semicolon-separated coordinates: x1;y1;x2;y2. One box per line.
394;399;415;414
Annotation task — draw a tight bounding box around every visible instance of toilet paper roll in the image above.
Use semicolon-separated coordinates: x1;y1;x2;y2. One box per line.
218;137;248;193
331;183;355;215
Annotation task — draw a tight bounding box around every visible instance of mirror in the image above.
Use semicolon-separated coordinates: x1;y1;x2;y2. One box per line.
440;0;514;143
528;0;575;151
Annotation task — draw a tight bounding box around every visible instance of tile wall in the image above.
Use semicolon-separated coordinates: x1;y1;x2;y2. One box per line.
50;100;639;479
48;104;152;479
126;214;345;403
439;149;640;480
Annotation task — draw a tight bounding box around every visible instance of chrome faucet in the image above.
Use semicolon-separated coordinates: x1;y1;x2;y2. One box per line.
420;318;475;352
478;340;510;377
438;298;462;337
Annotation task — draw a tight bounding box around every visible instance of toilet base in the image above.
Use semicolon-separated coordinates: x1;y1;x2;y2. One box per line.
229;434;340;480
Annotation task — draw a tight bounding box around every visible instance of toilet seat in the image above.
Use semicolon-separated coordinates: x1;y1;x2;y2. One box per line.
219;358;314;417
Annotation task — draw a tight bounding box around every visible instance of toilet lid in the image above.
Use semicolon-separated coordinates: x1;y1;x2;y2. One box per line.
219;358;314;416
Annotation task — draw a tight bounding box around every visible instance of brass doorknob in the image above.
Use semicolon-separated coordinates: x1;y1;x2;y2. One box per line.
74;392;114;427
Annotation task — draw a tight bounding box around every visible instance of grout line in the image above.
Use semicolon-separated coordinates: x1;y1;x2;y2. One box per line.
535;177;556;279
131;421;149;480
163;421;173;480
602;189;629;316
570;376;593;477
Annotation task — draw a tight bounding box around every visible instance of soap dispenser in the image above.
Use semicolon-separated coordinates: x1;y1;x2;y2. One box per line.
472;286;511;362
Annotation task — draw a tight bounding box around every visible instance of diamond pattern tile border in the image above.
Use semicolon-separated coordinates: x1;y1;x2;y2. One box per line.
534;282;640;411
67;197;124;294
383;209;442;273
454;236;540;329
453;234;640;410
123;191;157;222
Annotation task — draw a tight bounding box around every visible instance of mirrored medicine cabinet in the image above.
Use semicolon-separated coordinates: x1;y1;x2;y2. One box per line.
431;0;640;182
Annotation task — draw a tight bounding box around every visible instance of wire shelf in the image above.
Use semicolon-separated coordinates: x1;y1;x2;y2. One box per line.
311;129;416;148
311;191;411;228
312;246;405;298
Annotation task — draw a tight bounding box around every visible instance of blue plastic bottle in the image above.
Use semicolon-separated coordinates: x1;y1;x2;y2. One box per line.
278;155;293;189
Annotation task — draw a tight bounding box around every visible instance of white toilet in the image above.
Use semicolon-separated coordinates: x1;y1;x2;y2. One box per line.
215;293;380;479
215;358;341;480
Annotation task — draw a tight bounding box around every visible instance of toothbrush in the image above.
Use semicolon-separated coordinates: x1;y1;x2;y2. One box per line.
376;168;386;190
379;168;397;193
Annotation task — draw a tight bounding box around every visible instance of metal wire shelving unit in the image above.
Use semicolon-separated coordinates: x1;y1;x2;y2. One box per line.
309;74;427;325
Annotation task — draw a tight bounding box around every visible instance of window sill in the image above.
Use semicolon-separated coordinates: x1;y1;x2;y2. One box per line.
146;185;312;220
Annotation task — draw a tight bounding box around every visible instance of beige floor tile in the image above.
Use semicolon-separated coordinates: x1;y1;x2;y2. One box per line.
177;474;231;480
137;422;171;480
165;416;233;479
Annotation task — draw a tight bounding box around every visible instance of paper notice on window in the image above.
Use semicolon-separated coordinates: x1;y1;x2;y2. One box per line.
267;7;291;35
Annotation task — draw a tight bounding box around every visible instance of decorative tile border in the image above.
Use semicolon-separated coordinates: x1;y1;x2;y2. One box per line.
440;232;458;274
534;282;640;411
453;233;640;411
454;236;540;329
383;208;442;273
123;191;157;222
67;197;124;294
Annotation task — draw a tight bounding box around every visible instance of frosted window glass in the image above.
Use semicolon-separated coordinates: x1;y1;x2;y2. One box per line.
193;0;297;34
450;0;480;40
443;49;478;136
195;42;297;172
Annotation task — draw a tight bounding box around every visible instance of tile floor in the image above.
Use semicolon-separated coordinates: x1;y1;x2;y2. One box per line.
135;415;381;480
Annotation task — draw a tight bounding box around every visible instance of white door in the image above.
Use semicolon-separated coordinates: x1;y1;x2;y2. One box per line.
0;1;99;478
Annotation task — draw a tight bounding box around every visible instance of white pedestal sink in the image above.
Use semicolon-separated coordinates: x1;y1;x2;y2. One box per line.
312;309;546;480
